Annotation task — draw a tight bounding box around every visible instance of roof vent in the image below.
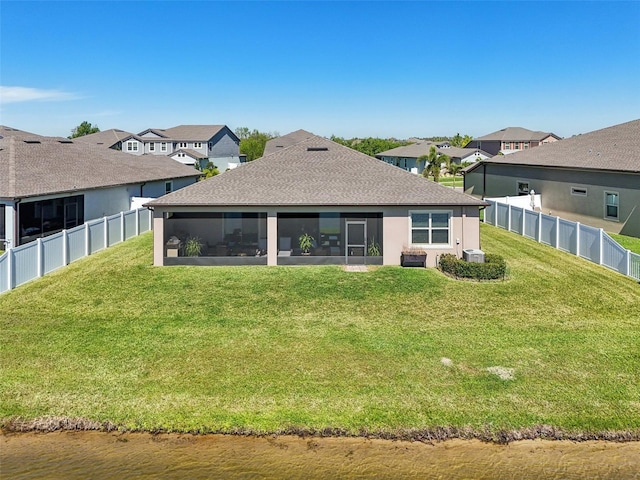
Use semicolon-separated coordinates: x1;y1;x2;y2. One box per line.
24;139;41;144
307;147;328;151
58;139;73;144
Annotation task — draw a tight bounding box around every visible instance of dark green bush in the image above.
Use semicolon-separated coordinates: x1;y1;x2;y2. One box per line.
439;253;506;280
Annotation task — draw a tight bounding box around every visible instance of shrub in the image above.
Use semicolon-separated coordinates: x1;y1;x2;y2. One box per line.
439;253;506;280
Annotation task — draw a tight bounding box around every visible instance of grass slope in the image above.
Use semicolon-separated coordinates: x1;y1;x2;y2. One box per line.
1;225;638;435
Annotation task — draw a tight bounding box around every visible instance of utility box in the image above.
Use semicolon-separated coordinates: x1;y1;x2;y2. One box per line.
463;249;485;263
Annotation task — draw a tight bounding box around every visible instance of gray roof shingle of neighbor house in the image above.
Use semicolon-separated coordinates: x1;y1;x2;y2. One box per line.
466;119;640;173
376;142;491;159
474;126;561;141
0;129;200;199
149;125;230;141
73;128;136;147
263;129;316;156
148;134;486;207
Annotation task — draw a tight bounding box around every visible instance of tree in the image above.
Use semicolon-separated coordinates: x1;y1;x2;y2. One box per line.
330;135;409;157
448;163;463;188
69;121;100;138
236;128;277;161
418;146;442;182
195;161;219;180
450;133;473;148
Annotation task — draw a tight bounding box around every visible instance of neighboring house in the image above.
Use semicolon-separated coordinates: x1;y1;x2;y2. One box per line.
77;124;246;171
463;119;640;237
0;127;200;248
263;129;315;156
376;141;491;174
465;127;561;156
146;133;486;267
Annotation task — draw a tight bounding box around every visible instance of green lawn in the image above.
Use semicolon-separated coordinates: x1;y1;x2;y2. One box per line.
1;225;639;436
608;232;640;254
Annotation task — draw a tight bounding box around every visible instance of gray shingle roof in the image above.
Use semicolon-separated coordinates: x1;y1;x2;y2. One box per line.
376;142;490;160
474;126;560;142
263;129;315;156
155;125;227;142
0;125;44;139
148;135;486;207
73;128;135;147
464;119;640;174
0;132;200;199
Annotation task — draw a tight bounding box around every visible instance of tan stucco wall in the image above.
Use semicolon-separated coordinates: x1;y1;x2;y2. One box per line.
151;205;483;267
464;165;640;237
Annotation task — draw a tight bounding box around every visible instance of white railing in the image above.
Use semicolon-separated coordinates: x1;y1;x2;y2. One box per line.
484;200;640;282
0;208;152;294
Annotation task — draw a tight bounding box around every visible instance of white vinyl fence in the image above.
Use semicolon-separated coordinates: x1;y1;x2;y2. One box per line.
484;200;640;282
0;208;152;294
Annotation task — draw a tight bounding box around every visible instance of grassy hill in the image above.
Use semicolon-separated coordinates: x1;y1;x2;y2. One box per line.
1;224;638;438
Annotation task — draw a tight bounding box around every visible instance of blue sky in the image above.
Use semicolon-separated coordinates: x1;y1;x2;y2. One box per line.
1;1;639;139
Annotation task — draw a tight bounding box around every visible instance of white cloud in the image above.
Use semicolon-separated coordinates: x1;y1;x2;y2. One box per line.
0;86;80;104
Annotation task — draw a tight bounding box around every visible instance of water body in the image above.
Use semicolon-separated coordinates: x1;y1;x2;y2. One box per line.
1;432;638;479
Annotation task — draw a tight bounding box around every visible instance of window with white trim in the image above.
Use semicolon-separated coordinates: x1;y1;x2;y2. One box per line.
165;181;173;194
410;211;450;245
149;143;155;152
605;192;619;220
126;141;138;152
161;142;167;152
194;142;202;148
571;187;587;196
179;142;188;148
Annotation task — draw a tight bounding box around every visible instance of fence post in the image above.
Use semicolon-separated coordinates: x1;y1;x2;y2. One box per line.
507;204;512;231
37;238;43;278
103;217;108;248
494;201;498;226
149;209;153;231
121;212;125;242
575;222;581;257
555;216;560;248
85;223;90;256
7;248;13;290
599;228;604;266
63;230;69;266
625;249;631;277
135;208;140;236
522;207;526;237
537;212;542;243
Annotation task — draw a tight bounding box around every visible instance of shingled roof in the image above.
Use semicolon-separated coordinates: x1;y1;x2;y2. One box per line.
263;129;315;156
73;128;135;147
474;126;560;142
464;119;640;174
376;142;491;160
0;131;200;199
154;125;230;142
148;134;485;207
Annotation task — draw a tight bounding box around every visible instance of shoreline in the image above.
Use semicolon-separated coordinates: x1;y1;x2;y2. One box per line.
3;417;639;444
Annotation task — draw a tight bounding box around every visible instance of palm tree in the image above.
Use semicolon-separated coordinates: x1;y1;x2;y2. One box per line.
419;146;443;182
448;163;462;188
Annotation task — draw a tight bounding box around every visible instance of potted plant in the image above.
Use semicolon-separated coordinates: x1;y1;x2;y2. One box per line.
184;236;202;257
298;233;315;255
401;246;427;267
367;237;381;256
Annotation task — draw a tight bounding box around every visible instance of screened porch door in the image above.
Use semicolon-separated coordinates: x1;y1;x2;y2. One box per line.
345;221;366;265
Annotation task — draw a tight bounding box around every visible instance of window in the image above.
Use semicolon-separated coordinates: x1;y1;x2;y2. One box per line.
165;181;173;194
208;142;213;150
515;142;520;150
126;141;138;152
194;142;202;148
161;142;167;152
517;181;530;195
149;143;155;152
179;142;188;148
410;211;450;245
524;142;530;149
605;192;619;220
177;153;186;158
571;187;587;196
503;141;511;150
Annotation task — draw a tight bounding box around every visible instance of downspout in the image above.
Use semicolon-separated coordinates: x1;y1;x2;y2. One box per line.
482;163;487;199
140;182;147;197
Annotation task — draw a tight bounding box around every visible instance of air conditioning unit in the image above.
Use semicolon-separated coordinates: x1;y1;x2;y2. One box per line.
463;249;485;263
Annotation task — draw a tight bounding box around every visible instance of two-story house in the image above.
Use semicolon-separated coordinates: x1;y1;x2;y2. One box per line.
465;127;561;156
78;125;246;171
